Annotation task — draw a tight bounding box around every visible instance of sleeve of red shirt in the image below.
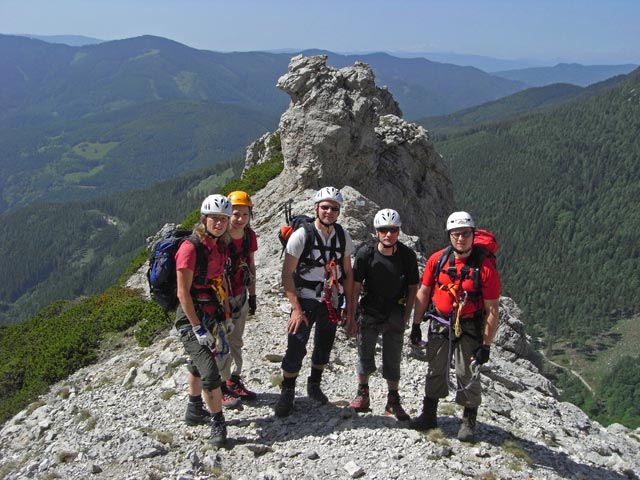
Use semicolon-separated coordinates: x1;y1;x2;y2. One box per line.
175;239;197;272
480;258;501;300
420;250;442;287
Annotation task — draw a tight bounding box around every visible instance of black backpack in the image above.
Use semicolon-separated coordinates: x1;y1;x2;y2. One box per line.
278;200;346;288
147;228;208;312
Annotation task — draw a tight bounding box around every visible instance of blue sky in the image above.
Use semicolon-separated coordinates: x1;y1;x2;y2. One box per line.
2;0;639;64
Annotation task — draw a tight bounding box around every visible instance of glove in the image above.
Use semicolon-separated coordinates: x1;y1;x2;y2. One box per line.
248;295;257;315
409;323;422;346
473;345;491;365
224;318;235;335
192;324;214;348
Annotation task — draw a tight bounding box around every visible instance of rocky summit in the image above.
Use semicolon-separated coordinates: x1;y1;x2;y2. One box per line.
1;56;639;479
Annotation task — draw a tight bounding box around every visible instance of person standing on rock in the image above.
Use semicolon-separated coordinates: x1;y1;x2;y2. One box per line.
175;194;233;447
216;190;258;406
410;211;500;442
275;186;355;417
347;209;419;421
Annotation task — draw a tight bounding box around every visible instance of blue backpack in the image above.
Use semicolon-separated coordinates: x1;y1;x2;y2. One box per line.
147;228;208;312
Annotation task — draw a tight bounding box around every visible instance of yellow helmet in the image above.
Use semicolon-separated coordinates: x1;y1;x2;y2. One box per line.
227;190;253;207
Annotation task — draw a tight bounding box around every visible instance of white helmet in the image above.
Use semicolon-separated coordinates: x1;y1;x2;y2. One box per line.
374;209;402;228
446;211;475;231
313;186;343;206
201;194;232;217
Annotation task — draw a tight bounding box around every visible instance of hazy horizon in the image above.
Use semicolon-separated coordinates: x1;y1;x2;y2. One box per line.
2;0;639;66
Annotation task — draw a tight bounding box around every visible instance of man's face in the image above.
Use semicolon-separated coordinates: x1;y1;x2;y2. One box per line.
449;227;474;251
376;226;400;247
315;201;340;224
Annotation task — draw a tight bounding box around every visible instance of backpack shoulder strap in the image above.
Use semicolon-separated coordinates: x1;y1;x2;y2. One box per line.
433;246;453;285
186;235;209;280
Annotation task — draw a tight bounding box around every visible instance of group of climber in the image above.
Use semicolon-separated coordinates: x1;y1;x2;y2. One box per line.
173;187;500;448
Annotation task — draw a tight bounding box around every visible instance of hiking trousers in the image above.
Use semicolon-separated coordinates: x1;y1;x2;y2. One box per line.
176;305;222;391
356;305;404;381
281;297;337;374
424;317;483;407
216;293;249;381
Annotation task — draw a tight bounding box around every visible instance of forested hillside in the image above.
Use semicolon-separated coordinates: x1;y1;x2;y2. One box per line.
436;68;639;340
0;98;277;212
433;69;640;426
0;160;240;325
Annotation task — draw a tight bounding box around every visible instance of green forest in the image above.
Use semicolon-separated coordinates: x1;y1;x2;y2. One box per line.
433;69;640;428
0;155;284;424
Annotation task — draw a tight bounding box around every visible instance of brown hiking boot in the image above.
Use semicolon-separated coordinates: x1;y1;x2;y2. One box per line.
384;391;410;421
348;385;370;412
409;397;438;431
457;407;477;442
306;377;328;405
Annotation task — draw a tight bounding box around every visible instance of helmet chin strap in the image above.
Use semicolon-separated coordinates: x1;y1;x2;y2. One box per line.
380;242;397;249
317;217;335;228
452;246;472;255
205;228;221;239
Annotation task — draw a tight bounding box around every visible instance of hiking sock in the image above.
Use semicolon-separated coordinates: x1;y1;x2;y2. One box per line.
282;376;297;389
309;367;323;384
188;395;202;403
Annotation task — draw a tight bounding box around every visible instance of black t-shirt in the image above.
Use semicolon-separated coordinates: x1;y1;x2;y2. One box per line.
353;242;419;304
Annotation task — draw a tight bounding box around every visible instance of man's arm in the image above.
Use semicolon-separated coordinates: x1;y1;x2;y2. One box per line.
282;253;306;334
341;255;357;337
403;284;418;325
412;283;432;325
482;298;500;345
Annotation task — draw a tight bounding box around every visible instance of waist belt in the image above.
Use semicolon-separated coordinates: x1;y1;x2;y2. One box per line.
435;308;483;320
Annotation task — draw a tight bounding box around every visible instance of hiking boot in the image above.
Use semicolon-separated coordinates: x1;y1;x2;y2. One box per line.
409;397;438;431
457;407;478;442
348;385;370;412
221;384;242;408
226;375;257;401
184;401;211;426
306;377;328;405
274;385;296;417
384;392;410;421
209;415;227;447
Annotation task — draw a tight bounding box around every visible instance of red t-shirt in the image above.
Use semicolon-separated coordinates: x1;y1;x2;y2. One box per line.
228;229;258;296
175;237;227;282
421;247;501;316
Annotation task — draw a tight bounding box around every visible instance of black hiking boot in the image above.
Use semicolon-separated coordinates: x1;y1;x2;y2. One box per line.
184;400;211;426
209;413;227;447
274;385;296;417
384;392;410;421
457;407;478;442
306;377;328;405
409;397;439;431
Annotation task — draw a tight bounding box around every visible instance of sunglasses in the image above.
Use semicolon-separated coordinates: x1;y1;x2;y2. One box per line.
319;204;340;212
377;227;400;234
450;230;473;239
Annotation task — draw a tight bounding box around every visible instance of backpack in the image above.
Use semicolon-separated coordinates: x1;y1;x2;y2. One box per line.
432;228;498;300
278;200;346;290
147;228;208;312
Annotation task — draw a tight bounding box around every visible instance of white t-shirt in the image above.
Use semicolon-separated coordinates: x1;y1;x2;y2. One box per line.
285;222;354;300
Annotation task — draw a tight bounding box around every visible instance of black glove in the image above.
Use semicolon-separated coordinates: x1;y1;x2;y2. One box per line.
248;295;257;315
473;345;491;365
409;323;422;345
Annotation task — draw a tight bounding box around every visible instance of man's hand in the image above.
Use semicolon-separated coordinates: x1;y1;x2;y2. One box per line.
248;295;257;315
192;324;214;348
287;309;308;334
409;323;423;346
473;345;491;365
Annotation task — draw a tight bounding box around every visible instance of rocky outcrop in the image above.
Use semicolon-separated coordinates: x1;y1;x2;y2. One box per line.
252;54;453;253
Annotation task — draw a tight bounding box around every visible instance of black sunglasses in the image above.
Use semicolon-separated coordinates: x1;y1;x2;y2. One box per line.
377;227;400;234
319;204;340;212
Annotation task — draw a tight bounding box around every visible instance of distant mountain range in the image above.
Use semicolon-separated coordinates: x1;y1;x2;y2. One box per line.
493;63;638;87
